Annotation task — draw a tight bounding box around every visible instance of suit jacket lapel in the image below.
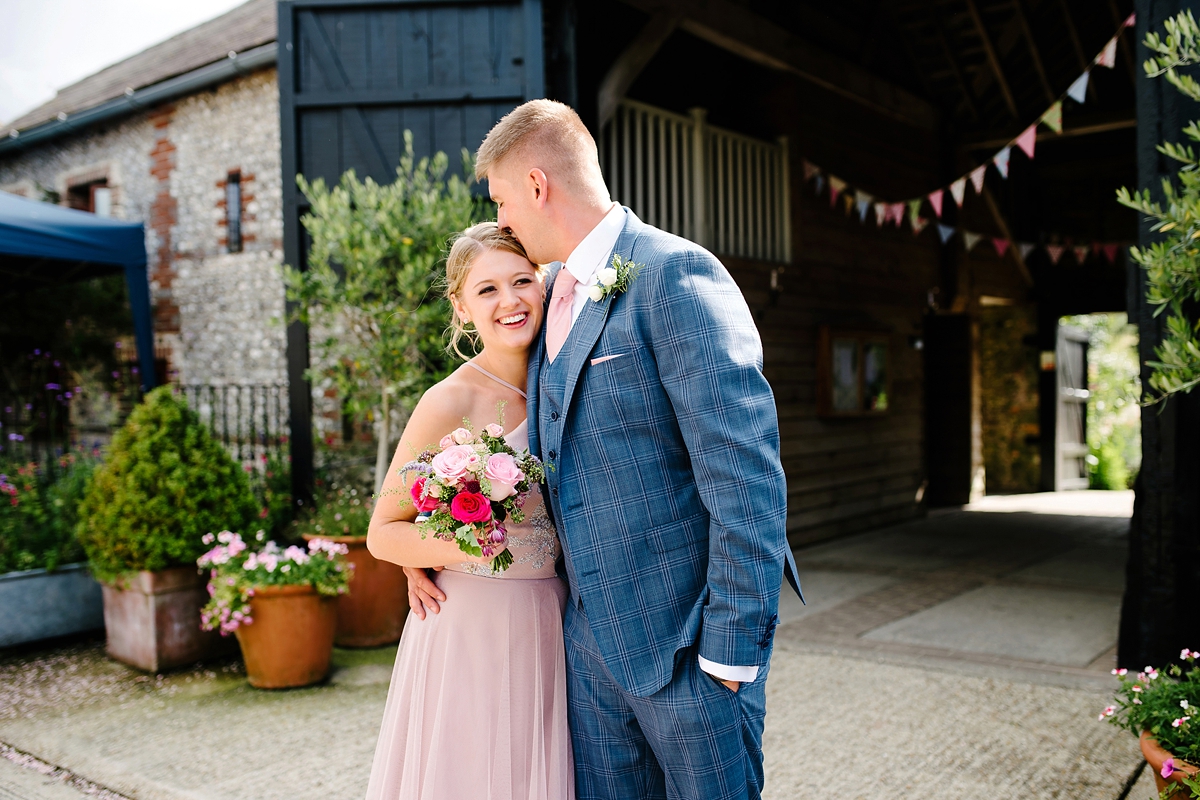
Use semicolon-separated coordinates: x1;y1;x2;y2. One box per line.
525;261;561;460
559;214;641;424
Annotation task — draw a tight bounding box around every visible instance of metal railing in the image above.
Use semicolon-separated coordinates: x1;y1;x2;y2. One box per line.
179;384;289;465
599;99;791;263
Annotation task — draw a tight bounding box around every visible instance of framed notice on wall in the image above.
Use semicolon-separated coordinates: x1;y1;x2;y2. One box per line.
817;326;891;417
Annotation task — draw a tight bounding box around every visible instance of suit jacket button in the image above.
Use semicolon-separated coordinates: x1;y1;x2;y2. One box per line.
550;411;559;421
551;487;558;497
549;449;556;459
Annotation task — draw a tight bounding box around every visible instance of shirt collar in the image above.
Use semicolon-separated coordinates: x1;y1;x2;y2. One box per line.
563;203;625;286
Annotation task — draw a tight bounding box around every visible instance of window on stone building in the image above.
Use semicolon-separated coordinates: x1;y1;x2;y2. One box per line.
226;172;242;253
67;179;109;215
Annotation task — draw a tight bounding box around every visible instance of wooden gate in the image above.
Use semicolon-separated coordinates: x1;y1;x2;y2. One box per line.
277;0;545;501
1055;325;1090;491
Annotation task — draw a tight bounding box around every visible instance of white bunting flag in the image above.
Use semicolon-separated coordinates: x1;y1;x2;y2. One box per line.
1015;125;1037;160
1068;71;1090;103
950;178;967;208
993;146;1012;178
875;202;888;227
970;164;987;194
1096;38;1118;68
937;224;956;244
963;231;982;252
856;190;874;222
1018;242;1036;260
1046;244;1065;265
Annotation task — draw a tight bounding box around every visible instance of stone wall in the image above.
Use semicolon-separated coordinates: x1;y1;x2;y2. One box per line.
979;305;1041;493
0;68;287;388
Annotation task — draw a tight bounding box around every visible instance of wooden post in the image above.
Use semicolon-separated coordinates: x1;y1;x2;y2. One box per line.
777;135;791;263
1119;0;1200;669
690;107;707;249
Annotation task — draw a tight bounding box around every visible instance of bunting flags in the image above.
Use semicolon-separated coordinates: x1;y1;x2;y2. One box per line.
911;216;930;236
815;174;825;195
1073;245;1089;264
1015;125;1037;159
937;224;956;244
1125;12;1136;27
1041;101;1063;134
856;190;874;222
1046;245;1065;265
1067;71;1090;103
950;177;967;208
875;202;888;227
994;146;1012;178
908;199;923;226
890;203;906;226
993;238;1010;257
963;231;983;252
1096;38;1117;68
802;159;821;182
929;189;945;218
970;164;987;194
1019;243;1036;261
829;176;846;206
1103;243;1120;263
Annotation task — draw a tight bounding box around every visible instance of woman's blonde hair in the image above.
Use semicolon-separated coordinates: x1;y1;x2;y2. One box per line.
443;221;538;360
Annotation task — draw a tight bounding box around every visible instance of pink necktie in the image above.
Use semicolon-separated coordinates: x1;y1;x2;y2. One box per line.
545;271;578;363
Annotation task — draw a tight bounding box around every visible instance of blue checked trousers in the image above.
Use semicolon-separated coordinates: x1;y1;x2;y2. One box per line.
565;601;771;800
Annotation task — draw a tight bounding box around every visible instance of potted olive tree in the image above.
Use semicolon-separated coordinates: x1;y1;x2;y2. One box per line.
76;387;257;671
198;531;351;689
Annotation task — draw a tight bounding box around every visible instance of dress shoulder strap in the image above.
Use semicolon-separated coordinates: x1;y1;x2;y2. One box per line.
465;360;528;400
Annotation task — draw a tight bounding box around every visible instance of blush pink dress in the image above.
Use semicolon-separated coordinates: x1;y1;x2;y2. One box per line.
364;419;574;800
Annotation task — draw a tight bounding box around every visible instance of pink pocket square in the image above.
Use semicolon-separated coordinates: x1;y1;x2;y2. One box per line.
590;353;627;366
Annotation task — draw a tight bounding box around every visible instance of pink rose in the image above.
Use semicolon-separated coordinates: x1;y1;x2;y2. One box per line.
432;444;480;482
450;491;492;524
451;427;474;444
439;434;455;449
484;453;524;501
410;477;439;512
484;423;505;437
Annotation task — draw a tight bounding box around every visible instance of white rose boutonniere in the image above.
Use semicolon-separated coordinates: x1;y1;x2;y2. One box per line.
590;254;642;302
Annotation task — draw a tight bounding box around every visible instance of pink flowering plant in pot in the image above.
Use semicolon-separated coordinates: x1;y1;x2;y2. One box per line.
399;422;544;574
1101;649;1200;794
197;531;353;635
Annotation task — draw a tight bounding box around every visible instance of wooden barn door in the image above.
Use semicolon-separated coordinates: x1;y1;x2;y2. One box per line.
1055;325;1090;491
277;0;545;502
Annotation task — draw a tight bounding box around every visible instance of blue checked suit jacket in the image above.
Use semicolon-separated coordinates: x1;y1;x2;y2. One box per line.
529;208;802;698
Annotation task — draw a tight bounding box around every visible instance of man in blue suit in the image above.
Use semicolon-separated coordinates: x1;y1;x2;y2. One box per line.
407;99;801;799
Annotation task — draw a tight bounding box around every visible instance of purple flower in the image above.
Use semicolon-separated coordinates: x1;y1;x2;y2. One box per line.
111;371;119;379
33;349;40;355
53;360;60;367
114;342;122;348
1163;758;1176;778
131;367;139;374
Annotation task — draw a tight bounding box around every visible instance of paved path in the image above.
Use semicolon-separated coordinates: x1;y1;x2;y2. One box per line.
0;491;1147;799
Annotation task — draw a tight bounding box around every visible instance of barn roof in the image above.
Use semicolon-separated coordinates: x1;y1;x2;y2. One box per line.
5;0;276;133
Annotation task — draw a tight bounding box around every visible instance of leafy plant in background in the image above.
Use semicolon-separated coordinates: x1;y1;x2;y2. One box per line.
290;478;372;540
282;132;483;493
76;387;258;584
0;448;101;573
1117;11;1200;402
245;451;293;541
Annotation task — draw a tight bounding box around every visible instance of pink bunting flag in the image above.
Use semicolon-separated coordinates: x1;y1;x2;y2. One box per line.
802;159;821;182
1124;12;1136;28
1046;244;1065;265
950;178;966;208
1015;125;1037;160
1092;241;1105;256
828;176;846;207
994;146;1012;178
993;238;1010;257
969;164;987;194
1103;243;1120;263
875;202;888;227
1096;38;1118;69
928;189;945;218
911;216;930;236
1073;245;1089;264
889;203;906;226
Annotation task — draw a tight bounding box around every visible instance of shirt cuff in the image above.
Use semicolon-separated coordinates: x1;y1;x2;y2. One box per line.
697;655;759;683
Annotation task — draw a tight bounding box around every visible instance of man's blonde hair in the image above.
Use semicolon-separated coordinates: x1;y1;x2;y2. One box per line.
475;100;605;198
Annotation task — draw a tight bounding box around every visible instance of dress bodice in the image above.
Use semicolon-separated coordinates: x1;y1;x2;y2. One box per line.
444;420;560;580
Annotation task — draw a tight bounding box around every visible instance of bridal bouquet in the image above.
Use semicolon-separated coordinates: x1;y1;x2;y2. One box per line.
401;423;544;574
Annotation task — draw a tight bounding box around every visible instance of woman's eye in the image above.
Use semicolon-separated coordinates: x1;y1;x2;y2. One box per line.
478;286;495;295
514;278;532;286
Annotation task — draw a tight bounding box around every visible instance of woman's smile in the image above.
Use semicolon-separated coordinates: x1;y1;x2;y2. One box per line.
498;312;529;328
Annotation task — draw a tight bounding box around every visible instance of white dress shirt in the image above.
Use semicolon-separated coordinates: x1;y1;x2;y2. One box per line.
558;203;759;686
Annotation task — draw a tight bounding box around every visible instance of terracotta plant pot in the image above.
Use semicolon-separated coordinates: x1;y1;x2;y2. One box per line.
234;584;337;689
1141;731;1200;798
101;566;235;672
303;534;408;647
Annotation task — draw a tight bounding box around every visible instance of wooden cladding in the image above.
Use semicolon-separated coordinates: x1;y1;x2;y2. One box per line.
599;98;791;263
816;326;892;418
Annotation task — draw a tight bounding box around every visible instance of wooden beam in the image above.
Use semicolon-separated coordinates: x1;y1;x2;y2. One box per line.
1058;0;1097;101
597;11;681;129
982;186;1034;286
1013;0;1056;104
932;3;980;122
616;0;940;131
960;114;1136;150
965;0;1019;118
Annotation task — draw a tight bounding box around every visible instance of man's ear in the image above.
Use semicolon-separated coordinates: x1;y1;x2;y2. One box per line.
528;168;549;209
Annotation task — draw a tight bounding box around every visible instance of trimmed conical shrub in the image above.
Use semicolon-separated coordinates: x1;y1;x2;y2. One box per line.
78;386;258;583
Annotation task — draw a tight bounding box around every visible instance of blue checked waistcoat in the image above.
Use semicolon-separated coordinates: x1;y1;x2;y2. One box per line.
530;208;802;699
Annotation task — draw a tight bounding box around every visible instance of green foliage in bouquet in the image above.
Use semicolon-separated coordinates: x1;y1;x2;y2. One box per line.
1117;11;1200;401
1102;650;1200;768
76;387;258;583
281;131;484;492
0;450;100;573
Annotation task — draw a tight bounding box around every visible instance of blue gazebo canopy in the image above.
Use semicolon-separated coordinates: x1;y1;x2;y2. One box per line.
0;191;156;389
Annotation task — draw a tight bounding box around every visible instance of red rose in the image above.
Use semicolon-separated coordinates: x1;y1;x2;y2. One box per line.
450;491;492;524
410;477;440;513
